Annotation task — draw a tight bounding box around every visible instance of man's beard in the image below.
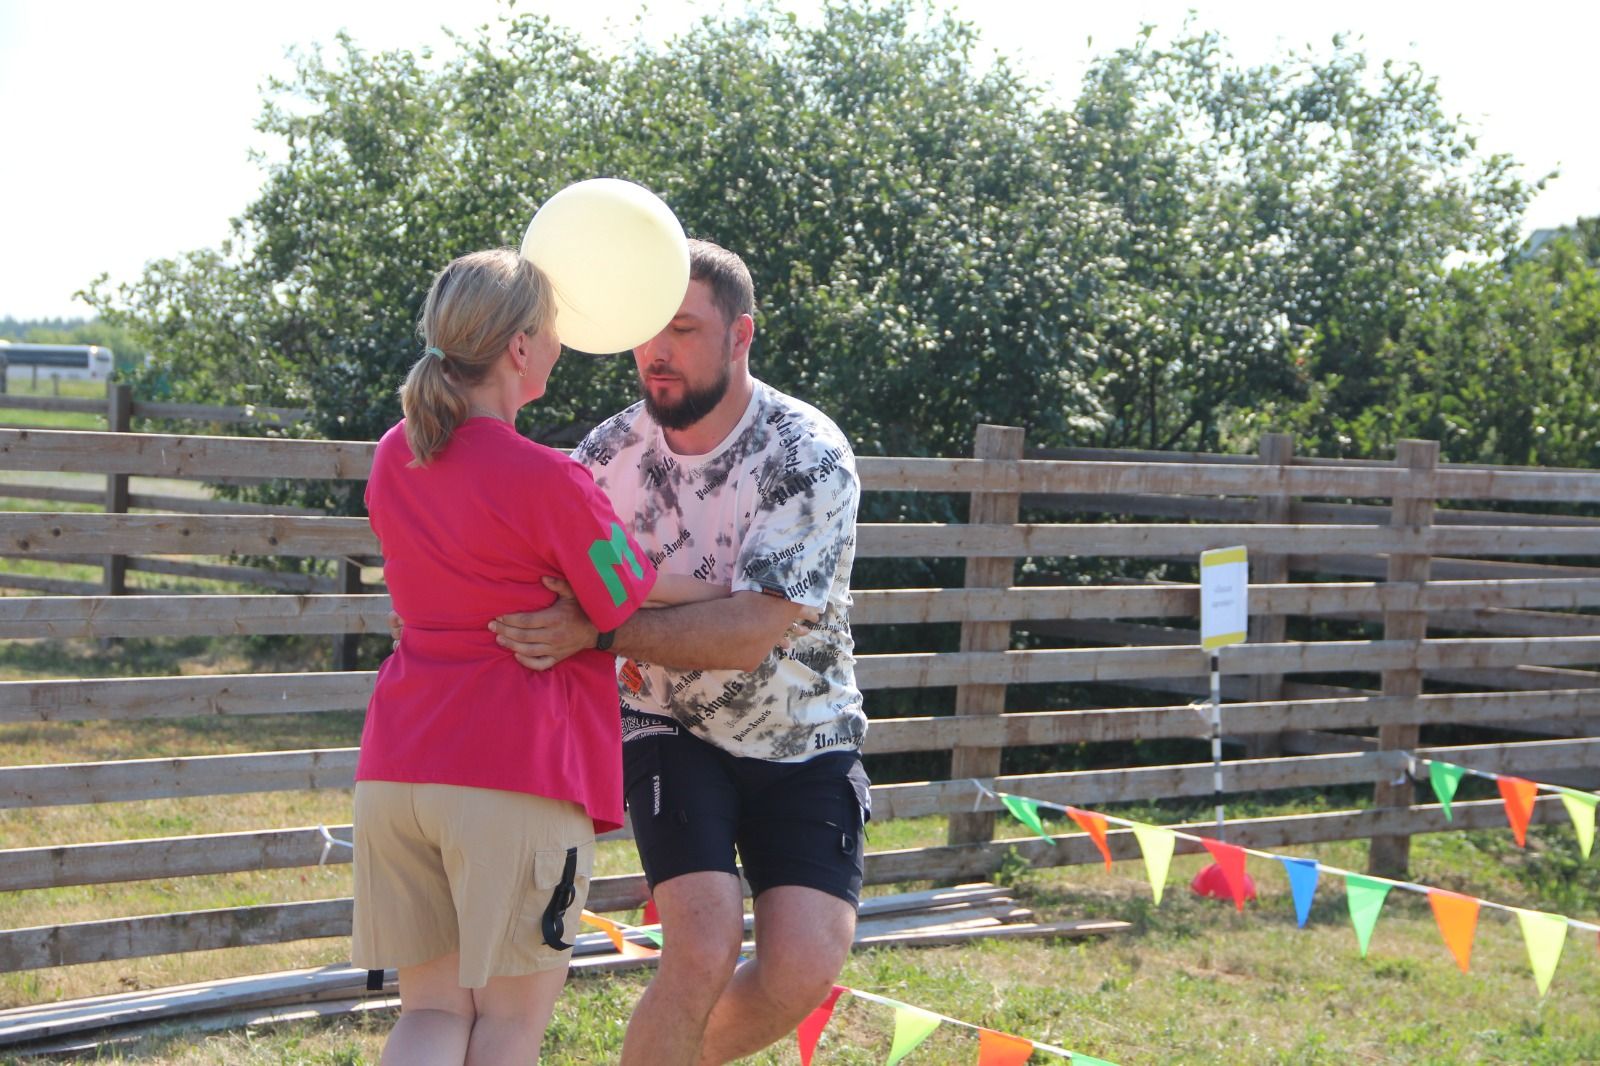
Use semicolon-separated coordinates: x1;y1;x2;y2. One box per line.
640;343;733;431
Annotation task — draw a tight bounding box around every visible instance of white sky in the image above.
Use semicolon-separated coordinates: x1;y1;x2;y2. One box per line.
1;0;1595;320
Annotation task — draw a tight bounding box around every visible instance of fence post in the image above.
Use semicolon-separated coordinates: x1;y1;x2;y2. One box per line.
332;558;363;671
946;424;1024;847
103;381;133;596
1368;438;1438;877
1244;432;1295;758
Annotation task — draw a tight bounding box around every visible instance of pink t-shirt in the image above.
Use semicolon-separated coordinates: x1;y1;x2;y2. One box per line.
356;418;655;832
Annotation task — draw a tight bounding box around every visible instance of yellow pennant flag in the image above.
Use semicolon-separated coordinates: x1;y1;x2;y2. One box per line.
1515;908;1569;998
1131;823;1176;906
1557;789;1597;860
886;1004;942;1066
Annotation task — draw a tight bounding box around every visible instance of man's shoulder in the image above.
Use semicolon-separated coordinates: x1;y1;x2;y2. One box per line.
574;401;650;470
753;382;853;460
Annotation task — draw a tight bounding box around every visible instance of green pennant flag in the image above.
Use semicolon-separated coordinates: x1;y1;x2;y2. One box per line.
1072;1056;1119;1065
1001;794;1053;842
639;927;665;948
1131;823;1176;906
1557;788;1597;860
886;1004;942;1066
1516;908;1569;997
1345;874;1393;957
1429;761;1467;821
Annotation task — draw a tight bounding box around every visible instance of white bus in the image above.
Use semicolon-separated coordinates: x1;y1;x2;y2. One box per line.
0;341;116;384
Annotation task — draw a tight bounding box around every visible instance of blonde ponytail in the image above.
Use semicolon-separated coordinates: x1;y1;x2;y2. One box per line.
400;249;555;466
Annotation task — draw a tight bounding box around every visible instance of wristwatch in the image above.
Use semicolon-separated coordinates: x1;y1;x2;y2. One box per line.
595;629;616;652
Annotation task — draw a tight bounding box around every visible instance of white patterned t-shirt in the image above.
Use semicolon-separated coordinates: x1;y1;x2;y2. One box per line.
573;380;865;761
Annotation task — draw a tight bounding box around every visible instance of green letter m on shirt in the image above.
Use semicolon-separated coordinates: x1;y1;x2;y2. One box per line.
588;523;645;607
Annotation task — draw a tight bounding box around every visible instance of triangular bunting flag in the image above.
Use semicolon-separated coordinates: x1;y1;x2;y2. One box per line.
1001;794;1053;842
1200;838;1251;912
1557;788;1597;860
639;926;664;948
1131;823;1176;906
1515;909;1569;997
1070;1055;1117;1065
642;896;660;925
580;912;658;958
1427;890;1480;973
1344;874;1392;957
977;1027;1035;1066
1067;807;1113;869
797;985;846;1066
1498;776;1538;847
1429;761;1467;821
1278;857;1320;928
886;1003;942;1066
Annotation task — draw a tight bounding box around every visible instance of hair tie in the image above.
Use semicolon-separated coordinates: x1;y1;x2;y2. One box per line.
424;346;446;362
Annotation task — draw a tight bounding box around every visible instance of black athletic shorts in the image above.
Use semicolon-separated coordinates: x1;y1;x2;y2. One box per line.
622;717;871;907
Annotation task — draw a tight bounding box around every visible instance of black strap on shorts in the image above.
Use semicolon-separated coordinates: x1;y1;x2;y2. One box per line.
541;846;579;951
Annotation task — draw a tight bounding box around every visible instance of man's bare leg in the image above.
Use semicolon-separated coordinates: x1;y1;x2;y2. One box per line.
619;871;745;1066
696;886;856;1066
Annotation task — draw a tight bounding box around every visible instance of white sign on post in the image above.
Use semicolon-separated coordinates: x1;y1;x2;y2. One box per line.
1200;545;1249;651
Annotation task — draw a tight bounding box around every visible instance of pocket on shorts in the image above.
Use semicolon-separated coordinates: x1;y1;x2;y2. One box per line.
846;758;873;826
623;740;665;818
531;841;593;952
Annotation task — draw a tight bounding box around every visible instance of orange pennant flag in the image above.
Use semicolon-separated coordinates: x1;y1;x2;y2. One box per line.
580;912;659;958
1428;890;1481;973
1067;807;1113;870
1498;776;1538;847
977;1027;1035;1066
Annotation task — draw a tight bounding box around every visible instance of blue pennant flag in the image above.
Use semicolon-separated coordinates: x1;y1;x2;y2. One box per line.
1279;857;1320;928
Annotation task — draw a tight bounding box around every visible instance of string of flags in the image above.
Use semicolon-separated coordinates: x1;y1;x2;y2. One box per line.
577;912;1118;1064
982;760;1600;998
798;984;1113;1066
1419;755;1596;856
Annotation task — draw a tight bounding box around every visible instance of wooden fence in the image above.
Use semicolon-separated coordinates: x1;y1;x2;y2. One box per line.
3;422;1599;983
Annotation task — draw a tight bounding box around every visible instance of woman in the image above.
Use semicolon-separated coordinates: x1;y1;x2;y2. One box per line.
352;249;714;1064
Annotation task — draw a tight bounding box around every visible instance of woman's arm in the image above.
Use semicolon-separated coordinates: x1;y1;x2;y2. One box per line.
644;574;730;608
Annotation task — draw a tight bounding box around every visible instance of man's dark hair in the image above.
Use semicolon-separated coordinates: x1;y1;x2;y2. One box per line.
688;239;756;325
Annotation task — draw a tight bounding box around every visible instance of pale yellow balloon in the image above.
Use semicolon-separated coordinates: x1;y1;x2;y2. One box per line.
520;178;690;355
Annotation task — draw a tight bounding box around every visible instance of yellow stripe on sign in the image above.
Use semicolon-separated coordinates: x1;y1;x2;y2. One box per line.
1201;547;1247;568
1202;630;1246;651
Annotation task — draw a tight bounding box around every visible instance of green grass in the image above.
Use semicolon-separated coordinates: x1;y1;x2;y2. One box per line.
0;374;106;430
3;826;1598;1064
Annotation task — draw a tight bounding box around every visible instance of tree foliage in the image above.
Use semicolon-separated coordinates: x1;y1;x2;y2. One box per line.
88;0;1595;513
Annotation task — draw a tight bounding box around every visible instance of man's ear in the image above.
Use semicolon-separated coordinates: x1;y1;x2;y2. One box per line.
731;313;756;361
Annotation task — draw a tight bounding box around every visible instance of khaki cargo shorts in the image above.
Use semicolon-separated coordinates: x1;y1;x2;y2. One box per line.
351;780;594;988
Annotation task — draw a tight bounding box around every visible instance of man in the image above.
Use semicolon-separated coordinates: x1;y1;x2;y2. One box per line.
490;239;867;1066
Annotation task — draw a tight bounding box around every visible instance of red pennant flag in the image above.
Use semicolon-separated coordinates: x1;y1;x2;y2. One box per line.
1201;838;1251;911
977;1027;1036;1065
1498;776;1538;847
1067;807;1113;870
1428;889;1481;973
642;896;660;925
797;985;846;1066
